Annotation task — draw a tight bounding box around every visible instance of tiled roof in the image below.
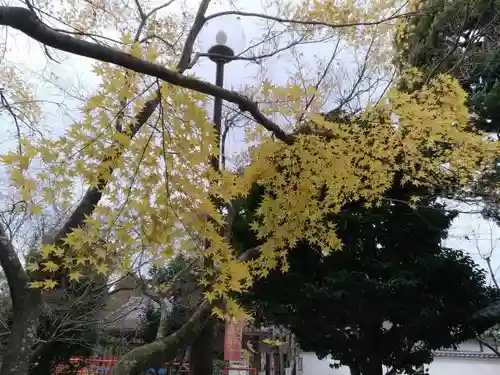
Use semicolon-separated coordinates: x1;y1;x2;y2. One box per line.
434;350;500;359
103;296;167;332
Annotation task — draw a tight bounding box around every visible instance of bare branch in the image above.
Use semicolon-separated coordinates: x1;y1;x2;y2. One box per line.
0;6;294;144
204;9;421;28
133;0;177;41
51;94;158;246
133;0;146;20
474;300;500;322
477;336;500;357
0;91;23;154
176;0;211;71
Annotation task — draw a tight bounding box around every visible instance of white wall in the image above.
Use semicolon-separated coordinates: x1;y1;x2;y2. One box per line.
299;349;500;375
428;357;499;375
300;353;349;375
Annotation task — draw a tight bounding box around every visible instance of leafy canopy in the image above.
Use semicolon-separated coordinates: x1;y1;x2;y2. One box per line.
3;73;498;316
0;0;498;321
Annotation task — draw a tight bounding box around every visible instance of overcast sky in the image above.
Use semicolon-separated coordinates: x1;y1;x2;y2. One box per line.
0;0;498;284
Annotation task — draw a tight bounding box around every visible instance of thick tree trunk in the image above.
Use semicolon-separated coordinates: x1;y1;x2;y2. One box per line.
0;226;42;375
29;349;53;375
349;365;361;375
188;318;216;375
0;289;41;375
110;301;212;375
359;361;382;375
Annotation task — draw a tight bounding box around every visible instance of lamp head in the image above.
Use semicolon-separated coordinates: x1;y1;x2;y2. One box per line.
199;15;246;64
215;30;228;45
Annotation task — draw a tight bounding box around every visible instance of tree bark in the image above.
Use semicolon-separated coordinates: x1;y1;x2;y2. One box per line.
0;289;41;375
109;300;213;375
188;318;216;375
359;360;382;375
29;346;54;375
349;365;361;375
0;225;42;375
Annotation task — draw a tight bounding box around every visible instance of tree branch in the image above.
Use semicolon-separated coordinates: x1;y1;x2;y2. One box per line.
0;223;29;309
474;300;500;323
204;9;422;28
238;245;262;262
51;93;158;246
0;6;293;144
109;299;213;375
477;336;500;357
176;0;211;72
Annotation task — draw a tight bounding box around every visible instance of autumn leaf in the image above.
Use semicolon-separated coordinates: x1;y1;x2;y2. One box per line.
68;271;83;282
42;261;60;272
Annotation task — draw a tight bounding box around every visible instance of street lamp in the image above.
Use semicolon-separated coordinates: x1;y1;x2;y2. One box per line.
199;17;246;374
200;16;245;169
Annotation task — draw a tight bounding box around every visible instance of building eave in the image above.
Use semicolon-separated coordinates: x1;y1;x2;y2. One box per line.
434;351;500;359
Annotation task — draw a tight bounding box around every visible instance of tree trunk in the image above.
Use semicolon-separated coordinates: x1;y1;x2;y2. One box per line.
349;365;361;375
0;289;41;375
110;301;212;375
155;300;171;340
188;318;216;375
29;349;53;375
359;361;382;375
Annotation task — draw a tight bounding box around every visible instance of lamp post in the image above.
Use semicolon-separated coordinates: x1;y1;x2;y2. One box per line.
200;15;245;170
200;16;247;375
208;30;233;169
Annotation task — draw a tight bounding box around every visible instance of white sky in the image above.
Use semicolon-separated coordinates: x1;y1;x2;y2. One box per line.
0;0;498;285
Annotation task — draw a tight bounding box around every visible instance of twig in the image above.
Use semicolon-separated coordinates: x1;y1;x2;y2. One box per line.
477;336;500;357
204;9;422;28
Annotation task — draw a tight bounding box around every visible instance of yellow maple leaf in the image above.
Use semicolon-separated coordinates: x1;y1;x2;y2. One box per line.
95;263;108;275
0;154;30;170
26;262;39;272
42;261;60;272
68;270;82;282
42;279;58;290
40;244;57;258
94;247;107;259
205;290;216;302
212;306;225;319
75;257;87;266
28;281;44;289
121;33;133;45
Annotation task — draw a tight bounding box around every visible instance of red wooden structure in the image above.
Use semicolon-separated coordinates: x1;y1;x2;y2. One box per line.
53;356;189;375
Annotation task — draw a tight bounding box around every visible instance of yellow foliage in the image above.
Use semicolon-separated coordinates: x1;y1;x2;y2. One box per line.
1;0;497;316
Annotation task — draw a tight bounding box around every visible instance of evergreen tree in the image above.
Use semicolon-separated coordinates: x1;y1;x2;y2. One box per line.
395;0;500;221
233;182;498;375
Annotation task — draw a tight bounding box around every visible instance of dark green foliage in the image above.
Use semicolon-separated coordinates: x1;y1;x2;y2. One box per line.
139;253;195;344
140;302;193;344
397;0;500;134
235;183;498;375
396;0;500;222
